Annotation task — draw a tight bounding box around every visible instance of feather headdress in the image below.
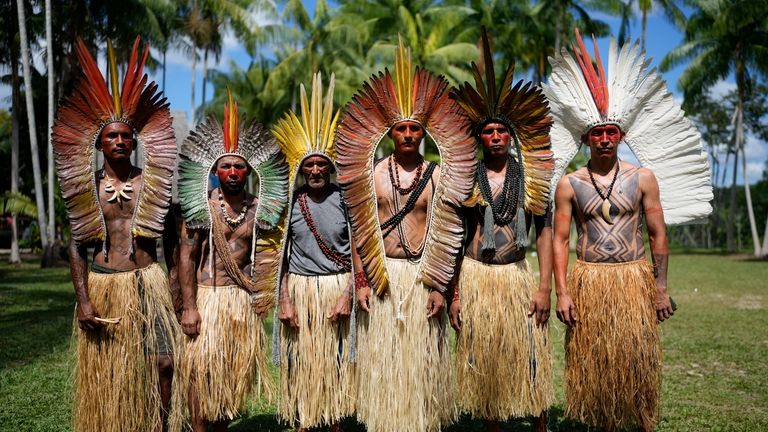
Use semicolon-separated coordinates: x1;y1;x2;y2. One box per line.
52;37;176;257
335;38;476;297
543;29;713;224
178;90;287;231
451;28;554;217
272;72;341;185
179;93;288;300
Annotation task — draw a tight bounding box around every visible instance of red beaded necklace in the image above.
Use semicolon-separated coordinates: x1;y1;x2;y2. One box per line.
388;154;424;195
297;192;351;272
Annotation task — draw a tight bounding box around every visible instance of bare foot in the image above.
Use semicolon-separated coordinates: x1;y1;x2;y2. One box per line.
484;419;502;432
532;411;548;432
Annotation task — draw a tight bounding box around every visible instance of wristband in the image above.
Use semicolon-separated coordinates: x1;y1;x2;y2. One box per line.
354;271;369;289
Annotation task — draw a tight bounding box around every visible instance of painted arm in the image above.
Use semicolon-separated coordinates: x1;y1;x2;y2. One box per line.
640;168;673;322
179;221;202;337
553;177;578;326
69;238;102;331
528;210;553;326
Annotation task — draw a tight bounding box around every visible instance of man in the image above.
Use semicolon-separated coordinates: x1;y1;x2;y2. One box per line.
544;30;712;431
52;38;184;432
271;73;359;432
449;31;555;431
177;94;288;431
335;39;476;432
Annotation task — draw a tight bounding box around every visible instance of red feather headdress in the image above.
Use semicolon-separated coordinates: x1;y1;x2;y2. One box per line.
52;37;176;258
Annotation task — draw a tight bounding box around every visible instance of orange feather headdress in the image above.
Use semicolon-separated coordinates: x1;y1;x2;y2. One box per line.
52;37;176;259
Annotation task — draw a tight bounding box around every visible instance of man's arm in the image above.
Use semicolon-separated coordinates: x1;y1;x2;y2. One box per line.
69;238;102;331
553;176;577;326
162;209;181;315
528;210;553;326
277;241;299;328
179;221;202;337
640;168;673;322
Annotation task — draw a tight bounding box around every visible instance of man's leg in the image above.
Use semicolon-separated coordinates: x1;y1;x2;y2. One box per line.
156;354;174;432
484;419;502;432
532;410;548;432
212;420;230;432
189;379;208;432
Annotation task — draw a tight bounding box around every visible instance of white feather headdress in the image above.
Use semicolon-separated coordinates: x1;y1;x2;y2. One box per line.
543;30;713;225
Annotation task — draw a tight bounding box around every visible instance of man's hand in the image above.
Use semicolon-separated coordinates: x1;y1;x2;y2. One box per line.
448;300;461;331
327;293;352;322
556;293;578;327
426;290;446;318
279;300;299;328
528;289;551;326
76;301;103;332
181;307;202;337
357;285;372;313
655;290;674;322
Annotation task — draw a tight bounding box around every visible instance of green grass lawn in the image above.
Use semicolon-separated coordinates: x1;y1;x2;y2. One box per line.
1;254;766;431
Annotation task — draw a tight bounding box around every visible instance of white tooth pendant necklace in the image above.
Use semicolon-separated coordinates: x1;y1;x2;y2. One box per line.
103;168;134;205
587;160;620;225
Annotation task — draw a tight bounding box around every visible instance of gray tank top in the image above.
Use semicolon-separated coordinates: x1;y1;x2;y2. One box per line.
287;185;351;275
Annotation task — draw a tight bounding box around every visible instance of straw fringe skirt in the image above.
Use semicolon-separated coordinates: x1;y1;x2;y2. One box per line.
356;258;455;432
456;257;553;420
73;263;186;432
565;259;661;431
185;284;273;421
279;272;357;428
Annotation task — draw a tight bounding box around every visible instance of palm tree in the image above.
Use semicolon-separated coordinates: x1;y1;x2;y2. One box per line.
45;0;55;246
661;0;768;256
15;0;49;251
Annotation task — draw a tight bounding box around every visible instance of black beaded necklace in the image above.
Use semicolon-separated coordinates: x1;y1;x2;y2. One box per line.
477;154;520;226
380;162;437;235
586;160;620;224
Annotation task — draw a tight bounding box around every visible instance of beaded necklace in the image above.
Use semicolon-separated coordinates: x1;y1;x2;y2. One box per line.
477;154;520;226
218;189;249;228
388;154;424;195
380;162;437;235
297;191;352;271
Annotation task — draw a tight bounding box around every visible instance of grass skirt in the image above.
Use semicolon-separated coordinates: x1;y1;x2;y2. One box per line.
278;272;357;428
184;284;272;421
565;259;661;430
356;258;455;432
456;257;553;420
74;263;186;432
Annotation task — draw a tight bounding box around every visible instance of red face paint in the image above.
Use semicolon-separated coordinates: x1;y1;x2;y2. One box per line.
215;155;250;195
479;122;511;158
99;122;134;161
584;124;624;158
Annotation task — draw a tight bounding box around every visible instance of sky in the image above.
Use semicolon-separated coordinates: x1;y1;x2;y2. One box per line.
2;1;766;184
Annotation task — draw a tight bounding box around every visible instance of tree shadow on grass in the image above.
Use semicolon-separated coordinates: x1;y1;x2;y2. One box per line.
0;286;74;369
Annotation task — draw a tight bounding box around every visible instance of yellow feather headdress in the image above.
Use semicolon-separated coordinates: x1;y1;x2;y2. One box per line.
272;72;341;185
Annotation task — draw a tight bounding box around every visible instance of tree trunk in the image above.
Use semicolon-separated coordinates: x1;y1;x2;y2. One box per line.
735;57;761;257
191;46;197;124
10;53;21;264
162;49;167;93
760;210;768;257
726;149;738;252
202;47;208;112
554;8;562;55
16;0;50;250
46;0;55;245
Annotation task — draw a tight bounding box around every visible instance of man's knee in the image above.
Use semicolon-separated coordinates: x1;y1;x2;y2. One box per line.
157;354;174;375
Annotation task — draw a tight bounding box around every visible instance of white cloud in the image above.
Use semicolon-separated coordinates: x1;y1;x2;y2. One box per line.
709;80;736;99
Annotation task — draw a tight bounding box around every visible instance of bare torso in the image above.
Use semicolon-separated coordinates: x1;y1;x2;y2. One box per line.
195;194;258;286
568;164;645;262
464;174;530;264
91;169;158;270
374;157;440;259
